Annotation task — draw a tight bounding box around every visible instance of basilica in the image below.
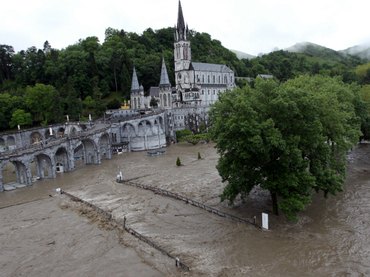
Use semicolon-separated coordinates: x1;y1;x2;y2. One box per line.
130;0;235;133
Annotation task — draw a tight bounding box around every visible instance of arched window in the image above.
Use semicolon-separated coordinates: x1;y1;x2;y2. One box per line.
224;75;227;84
213;75;215;83
208;75;210;83
177;45;180;59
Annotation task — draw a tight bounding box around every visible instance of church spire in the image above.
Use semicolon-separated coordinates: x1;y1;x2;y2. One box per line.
159;57;171;87
131;66;140;91
176;0;188;41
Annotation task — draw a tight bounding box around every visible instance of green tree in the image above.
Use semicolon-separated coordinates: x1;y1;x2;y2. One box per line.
176;157;182;166
25;83;61;125
0;44;14;83
175;129;192;142
10;109;32;128
210;76;361;220
357;85;370;139
0;92;23;130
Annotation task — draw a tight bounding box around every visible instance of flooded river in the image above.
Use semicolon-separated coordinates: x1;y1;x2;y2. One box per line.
1;142;370;276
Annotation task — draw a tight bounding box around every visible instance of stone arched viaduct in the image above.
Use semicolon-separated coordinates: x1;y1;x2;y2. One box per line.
0;128;112;192
0;111;168;192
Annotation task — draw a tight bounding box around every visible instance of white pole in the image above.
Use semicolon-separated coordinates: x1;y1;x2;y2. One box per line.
49;127;53;136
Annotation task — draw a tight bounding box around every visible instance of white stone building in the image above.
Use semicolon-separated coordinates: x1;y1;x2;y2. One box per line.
130;0;236;134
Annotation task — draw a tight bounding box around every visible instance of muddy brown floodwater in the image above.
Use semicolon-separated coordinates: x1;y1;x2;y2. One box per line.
1;142;370;276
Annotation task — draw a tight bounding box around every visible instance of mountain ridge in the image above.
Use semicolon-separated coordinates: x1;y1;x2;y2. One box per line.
231;41;370;61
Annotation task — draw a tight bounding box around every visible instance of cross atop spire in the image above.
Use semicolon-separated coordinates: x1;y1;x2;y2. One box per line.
159;57;171;87
175;0;188;41
131;66;140;91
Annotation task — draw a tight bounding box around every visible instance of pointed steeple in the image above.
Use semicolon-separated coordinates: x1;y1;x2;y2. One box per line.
176;0;188;41
131;66;140;91
159;57;171;87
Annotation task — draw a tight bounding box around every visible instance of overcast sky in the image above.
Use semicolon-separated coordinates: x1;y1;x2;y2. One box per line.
1;0;370;55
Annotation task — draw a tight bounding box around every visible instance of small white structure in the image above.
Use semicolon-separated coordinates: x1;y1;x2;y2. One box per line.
262;212;269;230
116;171;124;182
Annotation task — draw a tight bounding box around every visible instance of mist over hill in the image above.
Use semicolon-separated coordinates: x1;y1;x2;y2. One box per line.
284;41;370;62
230;49;255;60
340;44;370;60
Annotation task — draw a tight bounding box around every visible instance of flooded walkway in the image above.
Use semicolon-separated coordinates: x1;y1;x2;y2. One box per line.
1;143;370;276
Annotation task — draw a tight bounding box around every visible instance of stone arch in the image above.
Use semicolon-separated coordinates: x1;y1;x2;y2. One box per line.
138;120;152;136
6;136;16;147
99;133;111;160
44;128;53;139
65;124;82;136
55;147;70;173
0;137;5;152
73;143;84;167
70;127;77;135
1;160;17;187
35;153;54;179
30;132;42;144
10;160;30;185
122;123;136;141
157;116;164;130
81;138;98;164
57;127;65;138
153;119;161;135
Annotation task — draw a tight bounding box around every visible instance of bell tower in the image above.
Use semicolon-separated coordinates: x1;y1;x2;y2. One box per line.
174;0;191;84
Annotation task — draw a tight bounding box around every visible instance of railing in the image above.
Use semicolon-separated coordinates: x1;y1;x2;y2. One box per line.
0;125;111;159
61;190;190;271
120;179;260;229
110;109;166;123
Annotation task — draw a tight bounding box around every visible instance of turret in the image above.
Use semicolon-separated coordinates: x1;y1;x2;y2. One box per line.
130;66;140;92
159;57;171;89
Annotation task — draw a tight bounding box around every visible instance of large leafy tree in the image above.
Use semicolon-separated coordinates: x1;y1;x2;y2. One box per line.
24;83;62;125
210;76;361;220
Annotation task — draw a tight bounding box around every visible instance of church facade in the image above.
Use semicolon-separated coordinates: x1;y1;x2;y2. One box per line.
130;0;235;135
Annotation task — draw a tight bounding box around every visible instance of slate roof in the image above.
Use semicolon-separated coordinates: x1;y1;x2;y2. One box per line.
177;1;185;35
176;0;187;41
159;58;171;87
191;62;233;73
257;74;274;79
149;87;159;97
131;67;140;91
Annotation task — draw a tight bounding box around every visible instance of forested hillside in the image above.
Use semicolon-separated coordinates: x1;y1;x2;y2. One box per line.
0;27;369;131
